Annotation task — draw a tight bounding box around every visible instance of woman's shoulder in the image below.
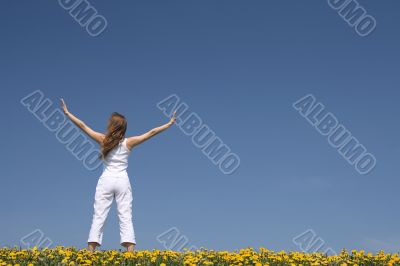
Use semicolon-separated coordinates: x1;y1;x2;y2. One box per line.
122;138;131;152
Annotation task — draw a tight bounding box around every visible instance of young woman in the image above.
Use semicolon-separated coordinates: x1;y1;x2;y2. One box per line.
60;98;176;252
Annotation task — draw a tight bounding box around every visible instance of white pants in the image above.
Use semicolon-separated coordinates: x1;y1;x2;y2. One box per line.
87;172;136;246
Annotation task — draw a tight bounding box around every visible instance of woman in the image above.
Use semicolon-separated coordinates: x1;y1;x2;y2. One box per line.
60;98;176;252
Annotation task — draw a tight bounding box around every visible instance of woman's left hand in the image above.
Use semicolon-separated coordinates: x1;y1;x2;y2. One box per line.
60;98;69;115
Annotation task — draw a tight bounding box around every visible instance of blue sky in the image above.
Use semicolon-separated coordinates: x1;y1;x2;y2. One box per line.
1;0;399;253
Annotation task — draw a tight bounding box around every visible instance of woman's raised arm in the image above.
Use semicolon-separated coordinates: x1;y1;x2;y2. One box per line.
61;98;105;144
126;111;176;150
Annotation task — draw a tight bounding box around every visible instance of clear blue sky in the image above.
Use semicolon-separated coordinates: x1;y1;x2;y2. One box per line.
1;0;399;253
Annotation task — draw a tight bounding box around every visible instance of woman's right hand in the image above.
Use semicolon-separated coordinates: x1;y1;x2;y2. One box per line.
169;111;176;125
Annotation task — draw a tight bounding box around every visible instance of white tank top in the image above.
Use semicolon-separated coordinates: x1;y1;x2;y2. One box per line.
101;138;131;176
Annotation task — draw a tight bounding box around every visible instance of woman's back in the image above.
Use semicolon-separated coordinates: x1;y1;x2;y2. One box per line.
102;138;131;175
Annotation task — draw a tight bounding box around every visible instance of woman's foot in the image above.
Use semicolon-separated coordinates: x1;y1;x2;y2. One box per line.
121;242;135;252
87;242;99;252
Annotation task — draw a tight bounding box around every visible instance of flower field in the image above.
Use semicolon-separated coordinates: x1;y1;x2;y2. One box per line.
0;247;399;266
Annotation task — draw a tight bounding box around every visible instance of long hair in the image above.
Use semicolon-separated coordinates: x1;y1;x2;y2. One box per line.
100;112;127;160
